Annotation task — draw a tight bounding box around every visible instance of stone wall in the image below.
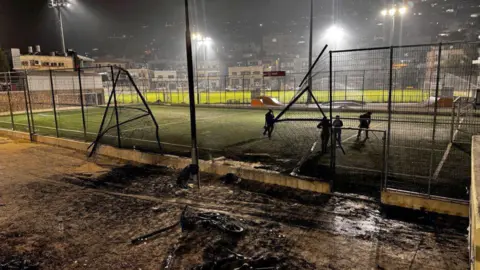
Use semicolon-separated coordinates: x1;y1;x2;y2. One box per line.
0;89;104;114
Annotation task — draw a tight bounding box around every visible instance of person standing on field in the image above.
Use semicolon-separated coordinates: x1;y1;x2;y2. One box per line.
317;116;331;153
357;112;372;140
263;109;275;139
332;115;343;146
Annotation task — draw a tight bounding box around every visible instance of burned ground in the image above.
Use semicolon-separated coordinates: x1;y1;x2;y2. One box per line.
0;138;469;269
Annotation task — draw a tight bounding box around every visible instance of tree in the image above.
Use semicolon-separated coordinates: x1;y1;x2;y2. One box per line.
0;48;10;72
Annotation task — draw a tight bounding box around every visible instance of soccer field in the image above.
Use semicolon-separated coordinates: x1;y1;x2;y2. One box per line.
116;89;431;105
0;104;470;199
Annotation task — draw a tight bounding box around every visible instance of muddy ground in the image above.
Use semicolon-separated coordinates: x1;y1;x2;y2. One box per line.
0;137;469;269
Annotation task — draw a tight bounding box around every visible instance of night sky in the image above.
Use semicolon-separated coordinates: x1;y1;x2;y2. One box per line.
1;0;478;58
0;0;314;56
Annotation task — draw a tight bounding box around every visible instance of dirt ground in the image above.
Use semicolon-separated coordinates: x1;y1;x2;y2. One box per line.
0;137;469;269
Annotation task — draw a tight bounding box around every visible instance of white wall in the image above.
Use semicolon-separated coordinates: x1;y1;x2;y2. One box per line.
27;72;103;91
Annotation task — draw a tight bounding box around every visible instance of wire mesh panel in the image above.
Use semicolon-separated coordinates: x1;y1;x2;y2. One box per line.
0;72;15;130
89;68;161;156
329;43;479;199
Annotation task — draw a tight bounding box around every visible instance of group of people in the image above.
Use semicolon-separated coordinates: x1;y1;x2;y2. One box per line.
264;109;373;153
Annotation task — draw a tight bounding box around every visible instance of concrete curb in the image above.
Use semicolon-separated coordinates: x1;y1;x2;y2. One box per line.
0;129;331;194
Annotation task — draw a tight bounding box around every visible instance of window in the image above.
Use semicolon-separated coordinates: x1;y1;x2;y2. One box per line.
198;73;205;77
59;63;65;67
253;71;261;75
208;72;217;77
232;79;240;85
51;63;58;67
168;75;175;79
158;75;164;79
34;60;40;65
241;71;251;75
232;72;238;75
29;60;35;66
42;62;49;66
22;61;29;66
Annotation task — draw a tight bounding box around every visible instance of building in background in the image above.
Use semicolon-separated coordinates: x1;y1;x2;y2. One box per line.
127;68;154;90
152;70;178;91
8;46;94;71
94;58;131;69
228;66;268;90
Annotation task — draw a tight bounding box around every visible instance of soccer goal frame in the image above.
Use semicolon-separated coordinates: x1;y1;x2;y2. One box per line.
55;92;101;107
87;66;162;157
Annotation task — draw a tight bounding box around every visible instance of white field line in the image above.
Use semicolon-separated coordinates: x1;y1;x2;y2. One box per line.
157;110;253;127
342;122;385;144
432;117;465;180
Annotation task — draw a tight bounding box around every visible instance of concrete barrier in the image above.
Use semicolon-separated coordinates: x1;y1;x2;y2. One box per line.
0;129;331;195
381;189;468;217
471;136;480;270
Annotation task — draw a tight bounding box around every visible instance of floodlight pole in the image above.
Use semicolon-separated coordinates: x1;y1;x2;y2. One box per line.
58;8;66;56
49;0;67;56
307;0;314;104
185;0;200;188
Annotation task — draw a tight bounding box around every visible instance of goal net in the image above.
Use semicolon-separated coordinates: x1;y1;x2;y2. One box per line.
88;67;161;156
55;92;104;107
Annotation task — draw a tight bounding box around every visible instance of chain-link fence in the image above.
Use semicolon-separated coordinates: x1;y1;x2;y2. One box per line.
0;42;478;200
328;42;479;200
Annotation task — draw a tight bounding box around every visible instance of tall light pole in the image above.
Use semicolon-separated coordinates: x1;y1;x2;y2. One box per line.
307;0;314;104
191;33;213;104
48;0;71;56
381;6;407;46
184;0;200;188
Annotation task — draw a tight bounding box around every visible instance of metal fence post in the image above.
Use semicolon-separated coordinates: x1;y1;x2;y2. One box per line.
450;100;456;143
242;75;245;104
110;66;122;148
382;131;387;191
24;71;35;134
386;47;394;189
428;43;442;196
22;77;33;141
329;51;335;174
224;75;227;103
361;70;366;107
49;70;60;137
5;72;14;130
77;68;87;140
344;74;348;100
401;70;405;102
207;75;210;103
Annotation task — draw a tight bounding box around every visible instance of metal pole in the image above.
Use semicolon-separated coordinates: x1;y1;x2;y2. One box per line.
195;42;200;104
57;8;66;56
450;100;456;143
242;75;245;104
110;66;122;148
307;0;313;104
78;68;87;140
386;47;394;188
428;43;442;195
22;76;33;141
24;71;35;134
207;75;210;103
5;72;14;130
329;51;335;174
361;70;366;106
401;70;405;102
382;131;387;190
344;74;347;100
49;70;60;137
185;0;200;188
224;75;227;103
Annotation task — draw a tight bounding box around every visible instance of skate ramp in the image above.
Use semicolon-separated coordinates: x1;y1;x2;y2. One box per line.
259;96;283;106
251;99;264;107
